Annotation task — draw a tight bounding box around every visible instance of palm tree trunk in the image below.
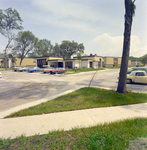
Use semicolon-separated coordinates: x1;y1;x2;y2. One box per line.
117;0;135;93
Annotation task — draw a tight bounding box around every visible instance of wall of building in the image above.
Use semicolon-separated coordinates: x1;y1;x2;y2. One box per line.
103;57;114;67
81;61;89;68
80;56;103;62
118;57;121;66
47;57;63;60
130;60;143;67
81;57;94;61
14;58;36;67
0;59;2;67
93;62;98;69
93;56;103;62
74;61;80;68
128;60;132;66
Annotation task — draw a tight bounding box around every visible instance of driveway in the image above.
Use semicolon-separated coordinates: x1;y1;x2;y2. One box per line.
0;69;147;112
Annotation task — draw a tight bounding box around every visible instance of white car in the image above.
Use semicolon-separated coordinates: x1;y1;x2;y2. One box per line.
127;70;147;84
0;72;2;78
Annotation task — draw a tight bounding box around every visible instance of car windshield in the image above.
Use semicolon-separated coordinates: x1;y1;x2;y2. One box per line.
133;67;147;71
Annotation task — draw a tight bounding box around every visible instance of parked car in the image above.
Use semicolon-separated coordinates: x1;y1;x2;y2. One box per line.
13;66;22;71
28;67;40;73
50;68;68;74
127;67;147;74
127;70;147;84
41;67;54;73
18;67;29;72
0;72;2;78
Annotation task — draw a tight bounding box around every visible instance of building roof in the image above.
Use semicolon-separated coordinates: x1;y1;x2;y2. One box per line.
47;59;64;62
34;56;63;59
103;56;121;58
73;55;102;58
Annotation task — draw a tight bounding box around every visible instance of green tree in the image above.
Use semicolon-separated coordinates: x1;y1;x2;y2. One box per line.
139;54;147;66
61;40;84;59
27;52;38;58
36;39;53;57
117;0;136;93
129;56;139;61
53;41;85;59
52;43;61;57
12;31;38;65
0;8;23;69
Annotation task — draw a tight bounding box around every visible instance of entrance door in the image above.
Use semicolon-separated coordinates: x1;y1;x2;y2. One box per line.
58;62;63;68
37;59;47;68
90;62;93;68
65;62;72;68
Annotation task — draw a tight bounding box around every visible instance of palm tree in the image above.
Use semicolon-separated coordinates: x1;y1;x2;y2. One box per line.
117;0;136;93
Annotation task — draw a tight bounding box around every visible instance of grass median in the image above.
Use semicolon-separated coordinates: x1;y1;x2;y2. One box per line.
1;118;147;149
0;68;12;71
65;68;105;74
5;87;147;118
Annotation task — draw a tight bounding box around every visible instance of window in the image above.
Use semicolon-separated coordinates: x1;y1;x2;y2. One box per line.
135;72;145;76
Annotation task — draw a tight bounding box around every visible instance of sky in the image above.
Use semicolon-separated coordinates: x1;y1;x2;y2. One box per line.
0;0;147;57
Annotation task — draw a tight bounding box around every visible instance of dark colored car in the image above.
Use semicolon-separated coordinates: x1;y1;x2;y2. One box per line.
50;68;68;74
127;67;147;74
28;67;40;73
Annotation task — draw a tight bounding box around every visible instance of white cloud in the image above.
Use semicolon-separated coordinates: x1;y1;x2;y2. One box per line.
32;0;101;21
130;36;147;57
29;0;102;32
18;1;95;33
88;33;146;57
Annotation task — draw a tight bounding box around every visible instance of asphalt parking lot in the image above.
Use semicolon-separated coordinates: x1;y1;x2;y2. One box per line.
0;69;147;112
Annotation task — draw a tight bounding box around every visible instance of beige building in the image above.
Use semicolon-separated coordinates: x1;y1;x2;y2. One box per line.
0;57;36;68
0;58;2;67
73;55;103;69
131;60;143;67
13;58;36;67
103;57;131;67
35;55;103;69
1;55;135;69
36;57;63;68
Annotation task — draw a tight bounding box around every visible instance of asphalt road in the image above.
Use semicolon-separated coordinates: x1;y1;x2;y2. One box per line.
0;69;147;112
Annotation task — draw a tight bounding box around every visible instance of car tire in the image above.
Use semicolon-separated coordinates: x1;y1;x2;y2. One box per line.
127;79;132;84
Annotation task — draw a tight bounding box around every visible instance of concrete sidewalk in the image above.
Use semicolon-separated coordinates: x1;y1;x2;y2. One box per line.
0;103;147;139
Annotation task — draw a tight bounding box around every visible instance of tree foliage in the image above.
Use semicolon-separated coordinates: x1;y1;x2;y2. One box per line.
139;54;147;66
117;0;136;93
35;39;53;57
53;40;84;59
12;31;38;65
0;8;23;37
129;56;139;61
0;8;23;69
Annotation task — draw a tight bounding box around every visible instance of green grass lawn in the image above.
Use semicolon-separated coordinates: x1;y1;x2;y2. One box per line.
66;68;105;74
1;118;147;149
6;87;147;118
0;68;12;71
105;66;120;69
